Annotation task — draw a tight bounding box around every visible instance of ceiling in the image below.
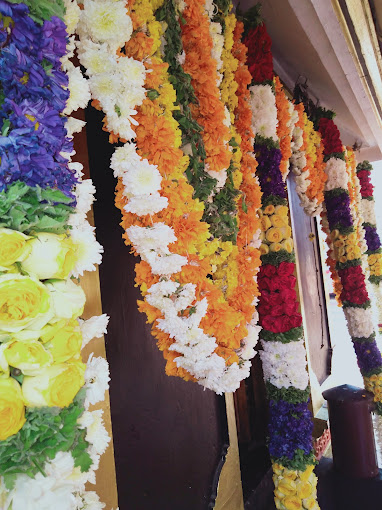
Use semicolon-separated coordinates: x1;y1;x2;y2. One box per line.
235;0;382;162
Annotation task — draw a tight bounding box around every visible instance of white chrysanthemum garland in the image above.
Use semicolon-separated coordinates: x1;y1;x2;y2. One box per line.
0;3;111;509
76;0;260;393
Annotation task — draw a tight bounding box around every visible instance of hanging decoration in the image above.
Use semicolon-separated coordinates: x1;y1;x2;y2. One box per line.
0;1;110;508
243;8;320;510
77;0;263;394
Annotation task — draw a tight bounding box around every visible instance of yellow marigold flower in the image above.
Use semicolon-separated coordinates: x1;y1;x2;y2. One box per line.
264;204;275;215
270;242;282;252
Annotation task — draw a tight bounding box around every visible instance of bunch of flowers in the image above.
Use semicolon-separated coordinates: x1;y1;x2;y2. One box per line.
0;2;110;508
77;0;262;393
318;113;382;414
291;103;327;216
244;11;319;510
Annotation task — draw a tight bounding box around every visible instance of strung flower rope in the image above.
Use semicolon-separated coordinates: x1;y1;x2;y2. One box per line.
243;8;320;510
318;111;382;414
0;1;110;509
356;160;382;335
274;76;292;180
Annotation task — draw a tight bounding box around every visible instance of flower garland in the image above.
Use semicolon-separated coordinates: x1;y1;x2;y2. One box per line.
243;10;320;510
318;112;382;413
356;160;382;335
0;1;110;508
77;0;262;393
274;76;292;180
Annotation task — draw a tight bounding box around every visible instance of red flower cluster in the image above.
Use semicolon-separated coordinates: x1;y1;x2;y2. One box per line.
318;118;343;157
258;262;302;333
338;265;369;305
243;23;273;83
356;169;374;198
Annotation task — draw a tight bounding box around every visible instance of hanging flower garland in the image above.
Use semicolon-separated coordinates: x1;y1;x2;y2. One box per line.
77;0;262;393
0;1;110;508
356;160;382;333
274;76;292;180
318;113;382;412
243;10;320;510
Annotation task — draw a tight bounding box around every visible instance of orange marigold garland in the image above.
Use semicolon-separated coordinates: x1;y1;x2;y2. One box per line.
275;76;292;180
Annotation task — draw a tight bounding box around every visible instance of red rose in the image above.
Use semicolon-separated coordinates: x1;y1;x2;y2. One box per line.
259;264;277;278
261;314;288;333
243;24;273;83
279;287;297;302
278;275;296;289
277;262;295;277
289;314;303;329
318;118;343;156
284;300;299;316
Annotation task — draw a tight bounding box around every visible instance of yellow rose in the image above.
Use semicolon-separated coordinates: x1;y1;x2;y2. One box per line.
339;256;347;263
346;249;355;261
303;497;318;509
281;226;292;239
3;339;52;376
264;204;275;215
40;319;83;363
283;496;302;510
335;246;346;257
21;232;77;280
270;242;282;252
266;227;283;243
0;228;31;269
261;216;272;232
352;247;361;259
260;244;270;255
0;377;25;440
45;279;86;321
275;205;288;217
300;465;315;482
331;229;340;240
271;214;288;228
281;239;294;253
278;479;297;496
297;481;312;499
334;240;345;248
22;360;86;408
0;274;52;333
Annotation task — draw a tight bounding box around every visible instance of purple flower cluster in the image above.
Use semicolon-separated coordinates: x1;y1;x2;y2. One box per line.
0;1;77;198
254;144;286;199
364;225;381;252
268;399;314;460
325;191;353;231
353;340;382;375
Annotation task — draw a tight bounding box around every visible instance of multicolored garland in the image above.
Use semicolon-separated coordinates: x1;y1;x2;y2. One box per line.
0;1;110;508
243;10;320;510
77;0;263;394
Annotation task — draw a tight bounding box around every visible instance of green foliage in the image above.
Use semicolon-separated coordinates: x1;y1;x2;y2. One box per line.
375;402;382;416
7;0;65;23
273;450;316;472
352;333;376;343
370;275;382;285
254;134;279;149
0;392;91;489
335;258;362;271
0;181;74;234
343;300;371;309
361;367;382;378
323;152;345;163
310;106;335;131
261;250;295;266
266;382;310;404
356;160;372;172
237;3;263;38
261;195;288;208
260;327;303;343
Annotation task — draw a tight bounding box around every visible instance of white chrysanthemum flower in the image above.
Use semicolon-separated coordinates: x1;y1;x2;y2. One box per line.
118;56;146;89
209;22;224;72
344;307;374;338
361;198;377;225
73;179;96;218
146;281;196;314
81;0;133;48
64;64;91;115
79;314;109;349
126;223;177;254
105;108;137;141
110;143;142;178
249;84;278;141
123;194;168;216
84;355;110;408
10;453;81;510
205;166;227;190
65;117;86;137
74;490;105;510
239;325;260;360
70;220;103;277
88;73;123;104
122;159;162;195
260;339;309;390
77;39;117;76
143;251;188;275
325;158;348;191
78;410;110;456
62;36;77;68
65;0;81;35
